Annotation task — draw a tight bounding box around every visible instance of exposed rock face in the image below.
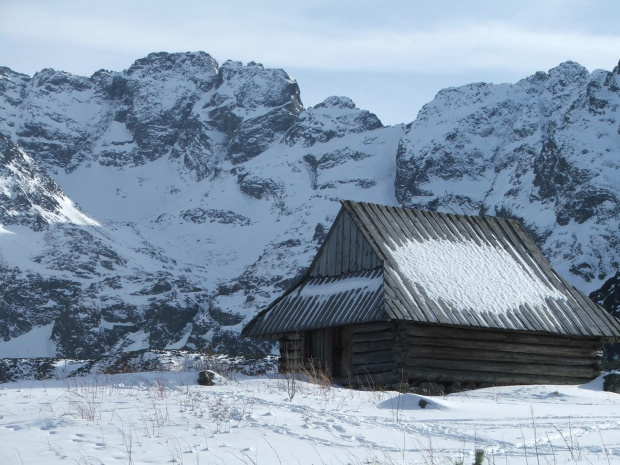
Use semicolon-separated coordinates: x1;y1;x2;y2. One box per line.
0;135;95;230
395;60;620;293
591;273;620;320
591;273;620;361
0;52;396;358
0;53;618;358
1;52;303;179
284;96;382;147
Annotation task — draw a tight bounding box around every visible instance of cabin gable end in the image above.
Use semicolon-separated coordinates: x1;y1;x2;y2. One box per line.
308;208;381;277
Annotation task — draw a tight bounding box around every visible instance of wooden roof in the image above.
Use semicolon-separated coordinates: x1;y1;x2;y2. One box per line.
242;268;383;337
242;201;620;339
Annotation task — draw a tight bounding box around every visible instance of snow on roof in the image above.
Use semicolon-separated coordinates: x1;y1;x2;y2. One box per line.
390;237;567;316
242;268;384;337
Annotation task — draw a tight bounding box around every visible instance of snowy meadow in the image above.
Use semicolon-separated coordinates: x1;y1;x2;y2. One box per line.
1;366;619;465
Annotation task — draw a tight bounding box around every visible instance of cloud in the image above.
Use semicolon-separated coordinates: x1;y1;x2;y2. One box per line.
1;0;619;82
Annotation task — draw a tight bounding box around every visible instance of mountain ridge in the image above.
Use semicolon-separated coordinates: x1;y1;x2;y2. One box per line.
0;52;618;358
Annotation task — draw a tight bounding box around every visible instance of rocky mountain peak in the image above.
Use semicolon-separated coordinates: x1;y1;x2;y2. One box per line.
314;95;356;109
284;95;383;147
31;68;93;93
0;67;30;107
216;59;302;111
126;51;219;81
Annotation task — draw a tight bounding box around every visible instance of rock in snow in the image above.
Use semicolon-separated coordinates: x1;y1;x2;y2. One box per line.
0;52;618;358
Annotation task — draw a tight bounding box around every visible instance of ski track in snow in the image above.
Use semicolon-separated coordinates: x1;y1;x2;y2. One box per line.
1;371;619;464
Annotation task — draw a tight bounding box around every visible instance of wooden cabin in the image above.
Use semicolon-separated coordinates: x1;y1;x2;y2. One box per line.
241;201;620;390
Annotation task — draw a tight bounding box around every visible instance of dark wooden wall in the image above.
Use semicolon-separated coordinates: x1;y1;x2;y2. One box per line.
349;322;397;386
278;322;399;387
279;321;603;389
394;323;604;386
309;210;381;277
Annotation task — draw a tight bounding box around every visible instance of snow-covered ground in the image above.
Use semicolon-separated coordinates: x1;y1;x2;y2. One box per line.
1;369;619;464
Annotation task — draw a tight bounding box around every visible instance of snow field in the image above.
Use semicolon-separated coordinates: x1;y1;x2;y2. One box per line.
1;371;619;464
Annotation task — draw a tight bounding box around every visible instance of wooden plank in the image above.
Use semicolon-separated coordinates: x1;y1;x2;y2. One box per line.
347;211;357;272
401;367;595;386
362;202;401;250
325;290;352;327
402;208;433;242
308;208;345;277
414;210;443;240
313;289;340;328
350;283;380;324
523;302;554;333
351;321;392;333
335;288;365;326
352;340;395;353
391;207;424;243
350;362;396;375
342;211;351;274
330;218;342;276
361;286;385;323
384;206;416;248
288;294;320;331
396;344;601;366
416;283;458;326
551;277;611;337
399;323;602;347
488;219;589;334
400;335;601;358
351;351;394;365
387;261;452;325
351;330;394;343
456;214;485;247
372;203;408;249
401;358;599;378
382;269;409;320
464;215;494;247
363;234;375;270
384;286;415;322
384;266;434;322
434;212;464;243
421;210;451;241
471;216;502;249
485;218;549;285
382;206;412;247
444;213;471;243
544;299;579;335
345;202;390;261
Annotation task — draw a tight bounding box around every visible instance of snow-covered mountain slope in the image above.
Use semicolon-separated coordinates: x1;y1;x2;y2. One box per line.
0;52;402;357
395;60;620;294
0;52;618;358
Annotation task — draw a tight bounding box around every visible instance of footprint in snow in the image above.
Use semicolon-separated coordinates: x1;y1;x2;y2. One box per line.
331;424;346;433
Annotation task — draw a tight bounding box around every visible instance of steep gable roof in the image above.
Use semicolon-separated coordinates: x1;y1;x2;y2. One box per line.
242;201;620;339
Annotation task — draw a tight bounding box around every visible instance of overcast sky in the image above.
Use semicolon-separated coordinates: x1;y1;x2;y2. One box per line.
1;0;619;125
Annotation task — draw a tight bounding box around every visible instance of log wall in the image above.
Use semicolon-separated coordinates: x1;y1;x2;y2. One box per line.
349;322;397;386
278;322;399;387
394;323;604;387
278;322;602;389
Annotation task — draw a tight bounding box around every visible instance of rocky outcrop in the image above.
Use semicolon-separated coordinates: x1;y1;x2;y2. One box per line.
395;60;620;293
